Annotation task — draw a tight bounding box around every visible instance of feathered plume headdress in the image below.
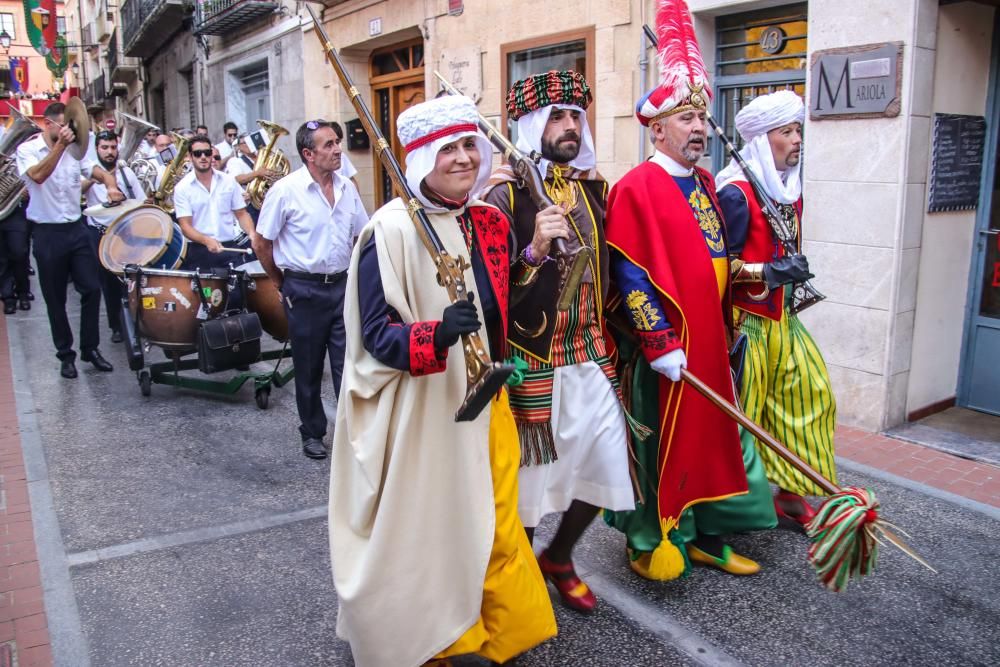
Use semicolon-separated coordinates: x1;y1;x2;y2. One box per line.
636;0;713;126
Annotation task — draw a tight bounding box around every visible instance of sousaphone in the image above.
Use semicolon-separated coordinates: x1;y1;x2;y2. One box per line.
63;97;91;160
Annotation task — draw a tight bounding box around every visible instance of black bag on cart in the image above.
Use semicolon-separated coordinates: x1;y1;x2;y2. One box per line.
197;312;263;374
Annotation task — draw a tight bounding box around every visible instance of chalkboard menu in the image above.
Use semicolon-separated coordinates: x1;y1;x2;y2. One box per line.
928;113;987;212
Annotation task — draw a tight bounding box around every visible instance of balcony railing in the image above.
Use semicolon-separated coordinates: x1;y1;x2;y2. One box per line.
122;0;188;58
84;74;107;106
108;30;141;83
193;0;278;37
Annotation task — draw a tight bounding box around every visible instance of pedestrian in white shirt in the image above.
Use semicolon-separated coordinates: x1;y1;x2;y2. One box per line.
254;120;368;460
173;134;256;275
83;130;145;344
16;102;125;379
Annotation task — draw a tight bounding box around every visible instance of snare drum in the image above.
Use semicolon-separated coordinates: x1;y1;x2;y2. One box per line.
237;260;288;342
99;205;187;274
124;266;230;351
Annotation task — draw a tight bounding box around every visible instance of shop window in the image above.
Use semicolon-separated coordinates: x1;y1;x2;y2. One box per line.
500;28;594;142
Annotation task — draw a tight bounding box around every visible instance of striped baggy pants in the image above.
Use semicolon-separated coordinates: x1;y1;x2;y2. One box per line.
738;309;838;496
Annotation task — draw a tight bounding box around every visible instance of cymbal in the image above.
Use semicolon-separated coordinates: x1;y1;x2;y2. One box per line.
83;198;144;219
64;97;91;160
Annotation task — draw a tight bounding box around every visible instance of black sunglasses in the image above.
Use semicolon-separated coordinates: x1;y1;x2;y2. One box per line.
190;149;213;158
95;130;118;142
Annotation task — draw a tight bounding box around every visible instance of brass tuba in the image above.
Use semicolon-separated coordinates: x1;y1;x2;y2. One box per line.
0;106;41;219
245;119;289;209
153;132;191;215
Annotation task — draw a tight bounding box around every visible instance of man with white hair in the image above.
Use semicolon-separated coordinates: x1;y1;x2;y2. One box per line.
715;90;837;527
481;69;634;614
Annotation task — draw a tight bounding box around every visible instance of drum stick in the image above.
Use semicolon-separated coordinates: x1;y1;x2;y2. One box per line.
219;247;253;254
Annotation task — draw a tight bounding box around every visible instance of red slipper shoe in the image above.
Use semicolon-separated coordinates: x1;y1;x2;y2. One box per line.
537;550;597;613
774;491;817;528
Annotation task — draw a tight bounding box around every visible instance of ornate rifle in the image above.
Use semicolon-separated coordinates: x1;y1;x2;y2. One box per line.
306;6;512;422
433;70;594;313
643;24;825;314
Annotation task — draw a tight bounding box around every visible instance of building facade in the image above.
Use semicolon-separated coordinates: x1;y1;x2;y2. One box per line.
0;0;66;99
303;0;998;433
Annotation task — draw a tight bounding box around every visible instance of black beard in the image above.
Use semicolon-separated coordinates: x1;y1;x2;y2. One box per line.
541;134;581;164
99;158;117;172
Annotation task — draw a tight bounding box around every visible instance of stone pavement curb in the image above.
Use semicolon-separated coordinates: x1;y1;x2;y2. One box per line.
0;313;52;667
836;425;1000;508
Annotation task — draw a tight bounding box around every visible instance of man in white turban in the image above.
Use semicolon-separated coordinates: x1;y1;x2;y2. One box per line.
715;90;839;528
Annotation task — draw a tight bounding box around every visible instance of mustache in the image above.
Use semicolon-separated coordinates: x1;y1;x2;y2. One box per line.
558;132;581;144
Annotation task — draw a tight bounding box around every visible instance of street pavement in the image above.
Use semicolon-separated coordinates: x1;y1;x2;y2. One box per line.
5;302;1000;667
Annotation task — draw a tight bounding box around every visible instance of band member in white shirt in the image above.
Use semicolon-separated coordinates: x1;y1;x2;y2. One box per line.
172;134;256;275
214;122;239;169
83;130;145;344
16;102;125;379
254;120;368;460
226;133;281;226
136;127;159;159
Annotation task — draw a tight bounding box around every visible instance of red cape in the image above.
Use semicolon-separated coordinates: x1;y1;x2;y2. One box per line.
605;161;748;525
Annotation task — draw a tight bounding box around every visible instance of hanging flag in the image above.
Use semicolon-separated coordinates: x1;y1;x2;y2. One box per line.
9;57;28;94
22;0;51;57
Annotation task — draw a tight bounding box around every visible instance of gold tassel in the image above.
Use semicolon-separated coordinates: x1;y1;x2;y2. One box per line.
629;518;688;581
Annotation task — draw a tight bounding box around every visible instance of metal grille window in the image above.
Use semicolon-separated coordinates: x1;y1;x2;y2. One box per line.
712;4;807;171
238;62;270;132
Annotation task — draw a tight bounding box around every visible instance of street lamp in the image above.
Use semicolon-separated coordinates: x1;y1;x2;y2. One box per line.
72;62;80;77
0;31;11;54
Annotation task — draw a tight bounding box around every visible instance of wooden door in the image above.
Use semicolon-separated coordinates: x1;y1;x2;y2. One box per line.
371;40;425;208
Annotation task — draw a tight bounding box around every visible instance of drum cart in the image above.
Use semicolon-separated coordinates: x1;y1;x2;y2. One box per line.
120;265;295;409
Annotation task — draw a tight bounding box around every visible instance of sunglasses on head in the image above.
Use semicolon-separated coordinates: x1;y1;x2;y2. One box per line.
95;130;118;142
306;119;327;130
190;149;213;158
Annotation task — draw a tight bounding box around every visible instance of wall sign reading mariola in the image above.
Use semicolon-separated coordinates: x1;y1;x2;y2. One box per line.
809;42;903;119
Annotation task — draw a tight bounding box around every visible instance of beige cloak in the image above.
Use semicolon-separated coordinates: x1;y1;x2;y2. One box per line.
330;198;498;667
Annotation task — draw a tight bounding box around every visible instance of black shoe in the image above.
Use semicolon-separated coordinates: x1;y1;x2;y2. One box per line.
27;266;34;276
80;349;114;372
302;438;327;460
24;291;33;301
17;298;29;311
111;329;123;344
60;360;78;379
3;301;15;315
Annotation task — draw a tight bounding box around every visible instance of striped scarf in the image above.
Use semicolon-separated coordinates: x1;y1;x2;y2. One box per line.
508;283;622;466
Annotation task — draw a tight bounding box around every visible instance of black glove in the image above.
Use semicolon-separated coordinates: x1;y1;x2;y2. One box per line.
434;293;481;349
763;254;814;289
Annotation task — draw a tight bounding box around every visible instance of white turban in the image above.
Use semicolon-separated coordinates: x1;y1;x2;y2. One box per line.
514;104;596;176
396;95;493;213
715;90;805;204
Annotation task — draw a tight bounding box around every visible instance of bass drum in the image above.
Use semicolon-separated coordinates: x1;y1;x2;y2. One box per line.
99;205;187;274
236;260;288;342
124;266;230;352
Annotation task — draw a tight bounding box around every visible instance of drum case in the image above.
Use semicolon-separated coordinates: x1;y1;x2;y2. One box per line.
197;312;263;374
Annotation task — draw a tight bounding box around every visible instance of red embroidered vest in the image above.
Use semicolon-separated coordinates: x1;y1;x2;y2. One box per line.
731;181;802;322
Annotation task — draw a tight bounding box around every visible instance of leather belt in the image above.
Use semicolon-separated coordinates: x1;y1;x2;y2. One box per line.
283;269;346;284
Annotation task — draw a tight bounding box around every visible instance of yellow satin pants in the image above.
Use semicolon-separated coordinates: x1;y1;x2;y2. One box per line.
435;391;557;663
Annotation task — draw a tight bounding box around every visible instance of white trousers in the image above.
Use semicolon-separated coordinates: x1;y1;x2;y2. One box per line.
517;361;636;528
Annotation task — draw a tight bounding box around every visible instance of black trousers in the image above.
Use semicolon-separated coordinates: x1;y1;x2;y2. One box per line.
31;219;101;361
282;273;347;441
0;204;31;303
86;225;124;334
